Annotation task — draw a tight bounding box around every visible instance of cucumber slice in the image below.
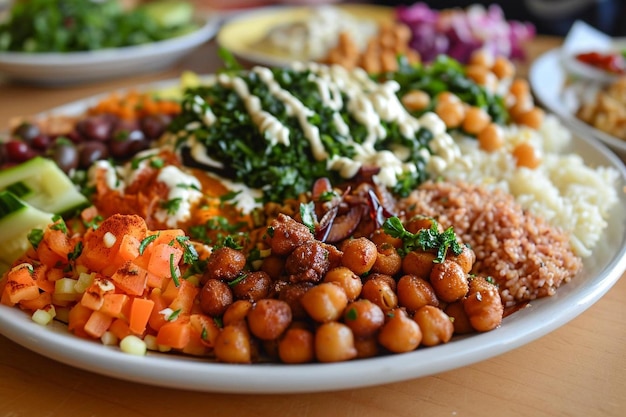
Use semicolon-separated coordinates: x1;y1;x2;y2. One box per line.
0;157;89;216
0;191;55;267
139;1;194;29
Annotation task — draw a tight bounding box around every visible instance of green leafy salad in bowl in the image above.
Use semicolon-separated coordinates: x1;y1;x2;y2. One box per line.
0;0;199;53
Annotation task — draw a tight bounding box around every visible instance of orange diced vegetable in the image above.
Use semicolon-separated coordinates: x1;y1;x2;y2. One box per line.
99;293;129;318
109;318;132;340
111;262;148;296
80;277;115;311
156;320;191;350
115;234;141;265
189;313;220;348
129;297;155;335
5;264;40;305
68;302;93;338
32;264;54;294
84;310;114;338
169;279;199;315
19;291;52;311
148;289;169;332
44;228;73;259
146;243;183;279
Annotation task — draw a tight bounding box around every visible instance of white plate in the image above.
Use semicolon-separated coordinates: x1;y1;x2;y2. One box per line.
529;48;626;158
216;4;392;67
0;16;221;86
0;86;625;394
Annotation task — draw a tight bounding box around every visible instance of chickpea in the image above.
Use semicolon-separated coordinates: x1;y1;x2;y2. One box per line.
401;90;431;112
401;250;436;279
341;237;378;276
361;274;398;312
444;301;474;334
260;255;286;280
278;282;314;320
370;228;402;248
463;276;504;332
214;323;252;364
429;259;469;303
278;327;315;364
203;247;246;282
435;100;465;129
323;266;362;301
396;274;439;312
404;215;441;233
468;48;495;68
517;107;545;130
247;299;292;340
462;106;491;135
512;142;541;169
465;64;492;86
267;213;314;256
200;279;233;317
377;308;422;353
491;56;515;79
315;322;358;363
343;299;385;338
231;271;272;302
222;299;253;326
300;282;348;323
381;50;398;73
447;244;475;274
477;122;505;152
509;95;533;121
413;305;454;346
436;91;461;104
353;336;380;359
509;78;530;100
371;242;402;276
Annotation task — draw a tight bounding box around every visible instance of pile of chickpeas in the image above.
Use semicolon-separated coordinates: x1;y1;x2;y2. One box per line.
401;49;546;169
197;213;503;364
321;22;420;74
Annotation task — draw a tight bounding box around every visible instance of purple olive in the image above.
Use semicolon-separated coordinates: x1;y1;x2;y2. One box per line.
140;114;171;140
13;122;41;143
79;141;109;168
50;141;79;173
76;114;118;142
4;140;33;163
109;122;147;159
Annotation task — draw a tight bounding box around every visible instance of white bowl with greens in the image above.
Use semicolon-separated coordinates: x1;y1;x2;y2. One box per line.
0;0;220;85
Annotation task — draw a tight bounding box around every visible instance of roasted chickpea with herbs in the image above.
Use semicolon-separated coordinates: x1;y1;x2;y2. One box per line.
341;237;378;276
214;323;252;364
323;266;362;301
463;276;504;332
203;247;246;283
278;327;315;364
361;274;398;312
371;242;402;276
246;299;292;341
429;259;469;303
343;299;385;338
315;322;358;363
377;308;422;353
200;279;233;317
396;274;439;312
300;282;348;323
413;305;454;346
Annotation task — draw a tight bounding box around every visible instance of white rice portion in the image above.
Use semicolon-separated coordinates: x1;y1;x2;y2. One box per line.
441;115;620;257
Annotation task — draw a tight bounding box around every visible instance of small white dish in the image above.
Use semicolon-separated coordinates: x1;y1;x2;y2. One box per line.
0;16;221;86
530;48;626;158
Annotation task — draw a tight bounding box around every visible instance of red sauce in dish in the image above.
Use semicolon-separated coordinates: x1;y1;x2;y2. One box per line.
575;51;626;74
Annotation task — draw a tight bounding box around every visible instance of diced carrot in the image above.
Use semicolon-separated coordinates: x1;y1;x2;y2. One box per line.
79;214;148;272
111;262;148;296
36;241;67;268
44;228;73;259
32;264;54;294
156;320;191;350
189;313;220;348
80;206;100;224
99;293;129;318
80;276;115;311
182;328;209;356
146;243;183;280
145;270;166;290
169;279;199;315
160;277;180;305
128;297;155;335
140;229;185;260
5;265;39;304
148;289;169;332
115;234;140;264
20;292;52;311
109;318;132;340
46;268;66;283
68;302;93;338
84;310;114;338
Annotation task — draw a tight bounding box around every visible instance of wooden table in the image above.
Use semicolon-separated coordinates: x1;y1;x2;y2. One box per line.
1;36;625;417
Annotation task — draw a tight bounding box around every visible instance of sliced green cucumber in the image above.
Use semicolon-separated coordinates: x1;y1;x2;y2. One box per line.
139;1;194;29
0;157;89;216
0;190;55;267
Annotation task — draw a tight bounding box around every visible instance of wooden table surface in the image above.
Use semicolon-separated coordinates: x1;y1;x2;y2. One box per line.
1;34;625;417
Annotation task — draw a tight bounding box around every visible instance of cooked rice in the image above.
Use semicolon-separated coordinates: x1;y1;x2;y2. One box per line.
400;181;584;307
441;115;620;257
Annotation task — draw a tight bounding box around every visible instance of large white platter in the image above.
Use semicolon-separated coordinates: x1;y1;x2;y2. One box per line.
529;48;626;158
0;16;221;86
0;85;625;394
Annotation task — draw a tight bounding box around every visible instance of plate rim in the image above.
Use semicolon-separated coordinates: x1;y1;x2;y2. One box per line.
0;78;625;394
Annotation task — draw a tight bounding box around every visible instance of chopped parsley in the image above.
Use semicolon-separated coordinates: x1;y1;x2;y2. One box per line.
382;216;463;263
